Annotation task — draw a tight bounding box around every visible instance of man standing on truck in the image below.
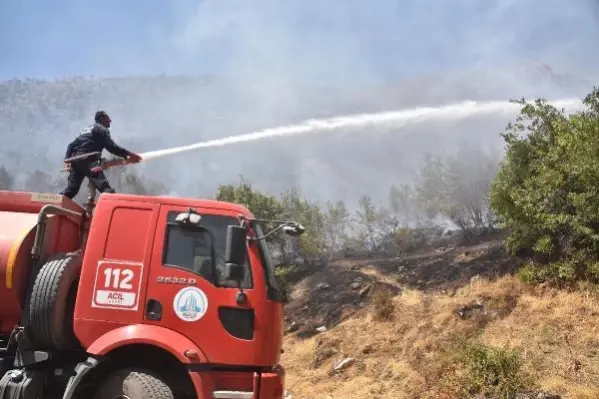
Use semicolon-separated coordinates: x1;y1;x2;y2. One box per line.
59;110;142;199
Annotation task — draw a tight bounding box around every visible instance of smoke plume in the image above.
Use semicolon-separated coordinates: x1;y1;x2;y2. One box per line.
1;0;598;204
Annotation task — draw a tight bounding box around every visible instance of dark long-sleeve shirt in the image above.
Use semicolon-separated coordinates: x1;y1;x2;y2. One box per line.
65;123;131;160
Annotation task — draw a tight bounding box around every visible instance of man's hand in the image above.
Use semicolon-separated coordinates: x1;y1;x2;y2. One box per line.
128;153;142;163
63;162;72;172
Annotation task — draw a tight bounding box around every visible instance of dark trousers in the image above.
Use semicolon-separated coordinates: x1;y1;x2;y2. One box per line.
59;160;115;199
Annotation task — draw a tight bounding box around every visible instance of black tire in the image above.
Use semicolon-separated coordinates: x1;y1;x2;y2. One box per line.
92;369;175;399
28;252;82;350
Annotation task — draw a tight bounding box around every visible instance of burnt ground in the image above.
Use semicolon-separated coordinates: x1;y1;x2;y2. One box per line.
281;230;599;398
282;230;522;338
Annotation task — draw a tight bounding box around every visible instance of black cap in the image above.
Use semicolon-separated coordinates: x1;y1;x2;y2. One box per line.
95;110;109;122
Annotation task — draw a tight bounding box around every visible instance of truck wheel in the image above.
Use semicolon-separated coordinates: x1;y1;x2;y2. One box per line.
28;252;82;350
92;369;175;399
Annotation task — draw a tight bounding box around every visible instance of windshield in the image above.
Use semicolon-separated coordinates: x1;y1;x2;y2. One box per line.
162;211;253;289
253;222;284;302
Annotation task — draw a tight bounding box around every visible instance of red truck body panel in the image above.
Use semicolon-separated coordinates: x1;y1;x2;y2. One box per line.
0;191;84;215
73;193;283;368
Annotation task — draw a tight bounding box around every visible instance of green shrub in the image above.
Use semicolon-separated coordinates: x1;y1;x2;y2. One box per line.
274;264;300;303
457;343;527;397
490;88;599;286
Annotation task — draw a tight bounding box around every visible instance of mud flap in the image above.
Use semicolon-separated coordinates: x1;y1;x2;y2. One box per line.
61;357;100;399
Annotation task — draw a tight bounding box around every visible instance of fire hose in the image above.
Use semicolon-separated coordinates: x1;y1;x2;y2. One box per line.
60;152;136;173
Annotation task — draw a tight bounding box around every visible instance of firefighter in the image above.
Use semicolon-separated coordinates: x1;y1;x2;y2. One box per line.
59;110;142;199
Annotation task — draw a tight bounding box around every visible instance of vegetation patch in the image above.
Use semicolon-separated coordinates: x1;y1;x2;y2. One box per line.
490;88;599;287
449;342;529;398
371;286;395;322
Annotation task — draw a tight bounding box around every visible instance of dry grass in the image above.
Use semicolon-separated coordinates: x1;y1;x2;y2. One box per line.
371;286;395;322
282;276;599;399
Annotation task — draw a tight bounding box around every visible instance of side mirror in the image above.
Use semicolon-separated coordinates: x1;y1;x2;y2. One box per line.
225;224;248;267
225;225;247;284
282;223;305;237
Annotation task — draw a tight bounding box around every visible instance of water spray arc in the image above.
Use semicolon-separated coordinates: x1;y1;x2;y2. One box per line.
138;98;583;161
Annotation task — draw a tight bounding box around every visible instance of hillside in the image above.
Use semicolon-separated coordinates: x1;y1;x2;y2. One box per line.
211;89;599;398
280;231;599;399
3;66;599;398
0;63;591;204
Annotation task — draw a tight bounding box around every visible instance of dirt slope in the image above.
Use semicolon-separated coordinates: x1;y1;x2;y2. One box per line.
280;233;599;399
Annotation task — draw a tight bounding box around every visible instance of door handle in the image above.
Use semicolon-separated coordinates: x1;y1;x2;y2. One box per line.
146;298;163;321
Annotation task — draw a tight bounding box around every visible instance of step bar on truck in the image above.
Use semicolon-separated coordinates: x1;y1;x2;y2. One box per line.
212;391;253;399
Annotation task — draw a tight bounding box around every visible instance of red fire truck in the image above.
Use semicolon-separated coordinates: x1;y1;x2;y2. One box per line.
0;156;303;399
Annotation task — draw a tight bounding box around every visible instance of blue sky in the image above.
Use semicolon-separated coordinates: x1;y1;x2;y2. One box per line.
1;0;599;85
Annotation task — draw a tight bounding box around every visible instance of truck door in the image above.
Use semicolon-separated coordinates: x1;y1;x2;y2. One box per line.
144;205;267;365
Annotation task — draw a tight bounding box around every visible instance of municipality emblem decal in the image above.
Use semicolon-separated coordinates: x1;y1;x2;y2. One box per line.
173;287;208;322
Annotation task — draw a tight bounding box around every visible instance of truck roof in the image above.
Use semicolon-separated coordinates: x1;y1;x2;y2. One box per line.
98;192;256;218
0;190;255;219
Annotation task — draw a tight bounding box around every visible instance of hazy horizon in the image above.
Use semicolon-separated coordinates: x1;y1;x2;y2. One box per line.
1;0;598;206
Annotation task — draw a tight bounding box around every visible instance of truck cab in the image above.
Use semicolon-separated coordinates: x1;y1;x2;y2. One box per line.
0;188;303;399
